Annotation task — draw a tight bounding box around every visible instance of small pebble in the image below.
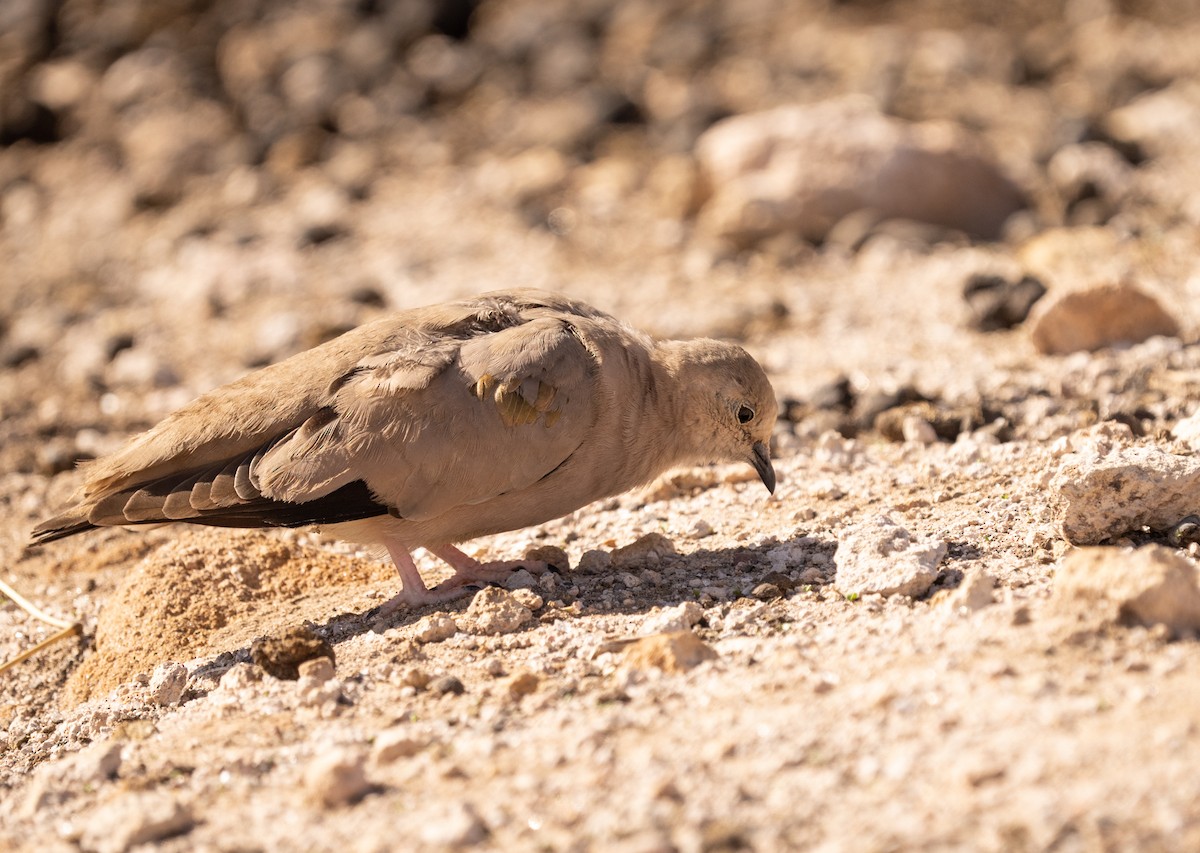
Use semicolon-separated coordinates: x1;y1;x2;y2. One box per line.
396;667;432;690
431;675;466;695
504;670;540;698
622;632;719;673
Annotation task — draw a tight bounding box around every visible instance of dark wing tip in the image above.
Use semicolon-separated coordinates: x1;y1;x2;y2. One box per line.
29;512;96;546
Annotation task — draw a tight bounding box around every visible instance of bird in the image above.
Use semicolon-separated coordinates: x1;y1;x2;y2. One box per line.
31;290;779;614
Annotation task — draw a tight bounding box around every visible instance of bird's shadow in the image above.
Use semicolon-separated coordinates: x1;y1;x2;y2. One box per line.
185;533;841;689
187;533;978;690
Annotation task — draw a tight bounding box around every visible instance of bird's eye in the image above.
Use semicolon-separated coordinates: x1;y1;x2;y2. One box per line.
737;405;755;424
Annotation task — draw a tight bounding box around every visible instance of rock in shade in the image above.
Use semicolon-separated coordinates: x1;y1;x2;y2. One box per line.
694;98;1023;246
611;533;678;570
623;631;719;673
430;674;466;695
251;624;335;680
1053;445;1200;545
834;514;946;598
1028;281;1179;355
1051;545;1200;634
524;544;571;572
962;273;1047;332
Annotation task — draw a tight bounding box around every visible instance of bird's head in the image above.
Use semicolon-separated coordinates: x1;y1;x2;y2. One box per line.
662;339;779;494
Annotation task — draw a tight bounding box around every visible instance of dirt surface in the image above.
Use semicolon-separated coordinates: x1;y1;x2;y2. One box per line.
5;1;1200;850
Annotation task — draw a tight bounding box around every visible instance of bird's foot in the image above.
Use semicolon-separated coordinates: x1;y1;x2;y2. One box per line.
427;544;548;591
374;583;474;618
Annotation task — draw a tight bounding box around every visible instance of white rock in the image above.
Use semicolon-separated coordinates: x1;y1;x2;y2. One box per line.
1171;409;1200;451
304;747;371;807
79;792;193;853
509;588;543;611
297;657;335;683
414;613;458;644
148;661;187;705
946;568;995;612
641;601;704;635
834;514;946;598
18;741;124;817
694;98;1022;245
901;415;938;445
420;802;488;846
218;662;260;691
1052;545;1200;634
462;587;532;635
371;728;429;764
1106;81;1200;157
1053;445;1200;545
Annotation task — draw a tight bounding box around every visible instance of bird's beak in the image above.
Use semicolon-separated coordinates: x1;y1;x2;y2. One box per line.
751;440;776;495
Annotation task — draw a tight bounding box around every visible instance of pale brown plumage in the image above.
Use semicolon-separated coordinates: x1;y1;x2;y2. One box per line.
32;290;779;611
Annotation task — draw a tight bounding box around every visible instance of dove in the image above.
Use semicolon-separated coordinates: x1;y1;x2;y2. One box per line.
32;290;778;613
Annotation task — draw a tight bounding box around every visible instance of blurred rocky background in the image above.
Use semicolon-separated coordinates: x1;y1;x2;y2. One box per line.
9;5;1200;848
3;0;1200;472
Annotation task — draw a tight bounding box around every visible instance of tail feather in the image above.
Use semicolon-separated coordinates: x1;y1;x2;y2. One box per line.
29;511;97;546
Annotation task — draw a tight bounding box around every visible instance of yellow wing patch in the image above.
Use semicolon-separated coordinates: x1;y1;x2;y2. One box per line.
472;374;562;428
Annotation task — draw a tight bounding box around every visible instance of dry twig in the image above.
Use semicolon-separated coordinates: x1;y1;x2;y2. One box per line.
0;576;82;674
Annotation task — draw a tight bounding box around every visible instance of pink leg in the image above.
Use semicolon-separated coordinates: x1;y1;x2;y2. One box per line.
426;544;548;592
376;541;477;616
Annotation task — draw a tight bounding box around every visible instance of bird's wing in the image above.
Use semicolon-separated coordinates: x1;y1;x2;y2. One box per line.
36;291;612;537
255;313;599;521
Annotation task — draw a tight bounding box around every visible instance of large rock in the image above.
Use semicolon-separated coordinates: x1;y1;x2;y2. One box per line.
1028;280;1179;355
1052;545;1200;635
694;98;1023;246
834;514;946;598
1054;445;1200;544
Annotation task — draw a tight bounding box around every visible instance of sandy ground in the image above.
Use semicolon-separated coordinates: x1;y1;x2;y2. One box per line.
4;1;1200;851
